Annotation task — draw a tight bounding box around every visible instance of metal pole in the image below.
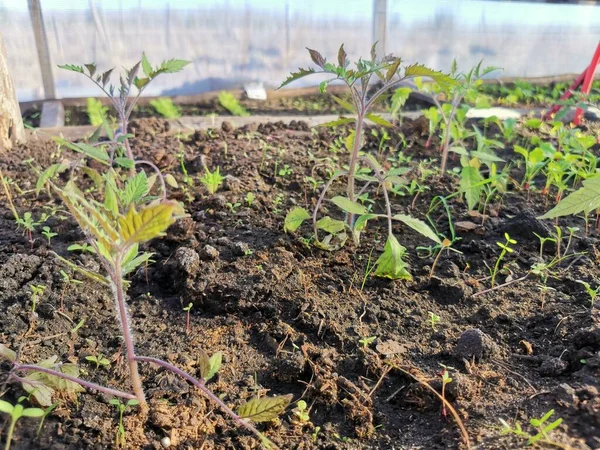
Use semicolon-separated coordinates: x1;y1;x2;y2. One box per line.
28;0;56;100
372;0;387;55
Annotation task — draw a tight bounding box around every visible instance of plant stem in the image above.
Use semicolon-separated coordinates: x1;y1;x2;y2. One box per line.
134;356;274;447
346;112;365;226
12;364;136;400
5;417;16;450
111;259;146;406
312;171;347;240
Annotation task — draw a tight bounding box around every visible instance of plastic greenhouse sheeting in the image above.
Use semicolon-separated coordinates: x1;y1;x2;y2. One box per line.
1;0;600;102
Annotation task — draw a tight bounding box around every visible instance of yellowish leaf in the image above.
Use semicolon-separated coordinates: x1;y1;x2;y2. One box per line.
118;200;183;246
237;394;293;423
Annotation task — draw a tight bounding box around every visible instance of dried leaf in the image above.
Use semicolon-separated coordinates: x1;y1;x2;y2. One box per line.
237;394;293;423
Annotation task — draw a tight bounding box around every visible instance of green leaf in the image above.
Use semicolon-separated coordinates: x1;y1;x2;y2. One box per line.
104;182;119;215
385;58;402;81
54;138;110;165
36;163;69;194
156;58;190;74
141;52;153;77
470;151;505;163
278;68;316;89
237;394;293;423
319;117;355;128
365;113;393;128
460;166;483;210
392;214;441;244
58;64;84;73
0;399;14;414
373;235;411;280
133;77;150;89
525;118;542;129
404;64;457;89
538;176;600;219
22;408;45;418
0;344;17;363
331;196;368;215
316;216;345;234
345;130;356;152
284;207;310;233
330;95;355;113
353;213;378;232
122;171;149;205
22;373;54;406
122;251;153;276
338;44;348;67
114;157;135;169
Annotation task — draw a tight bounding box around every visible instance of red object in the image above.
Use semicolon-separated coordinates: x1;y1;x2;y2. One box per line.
543;41;600;125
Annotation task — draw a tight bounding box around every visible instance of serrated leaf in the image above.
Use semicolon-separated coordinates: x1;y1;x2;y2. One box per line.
365;113;393;128
284;207;310;233
101;69;114;87
538;176;600;219
118;200;183;247
460;165;483;210
316;216;345;234
36;163;68;194
279;68;316;89
330;95;355;113
0;343;17;362
237;394;293;423
307;48;326;68
122;171;149;205
385;58;402;81
392;214;441;244
156;58;190;74
84;63;97;77
58;64;84;73
404;64;457;89
338;44;348;67
133;77;150;89
331;196;368;215
373;234;411;280
142;52;153;77
319;117;355;128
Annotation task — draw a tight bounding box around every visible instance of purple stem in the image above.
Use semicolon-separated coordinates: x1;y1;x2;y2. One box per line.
12;364;136;400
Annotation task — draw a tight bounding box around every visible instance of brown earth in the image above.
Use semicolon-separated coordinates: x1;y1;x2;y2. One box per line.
0;115;599;450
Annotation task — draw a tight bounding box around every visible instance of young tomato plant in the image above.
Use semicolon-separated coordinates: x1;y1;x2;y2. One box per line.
281;44;453;279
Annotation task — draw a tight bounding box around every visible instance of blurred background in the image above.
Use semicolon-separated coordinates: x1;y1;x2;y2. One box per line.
1;0;600;102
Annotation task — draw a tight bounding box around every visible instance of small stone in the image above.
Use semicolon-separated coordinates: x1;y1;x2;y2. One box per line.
199;245;220;261
160;436;171;448
223;175;242;193
207;194;227;209
221;121;234;133
538;357;569;377
231;241;249;256
454;328;499;361
376;340;407;357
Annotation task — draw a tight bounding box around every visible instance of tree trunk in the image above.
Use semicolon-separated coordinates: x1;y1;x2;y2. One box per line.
0;33;25;152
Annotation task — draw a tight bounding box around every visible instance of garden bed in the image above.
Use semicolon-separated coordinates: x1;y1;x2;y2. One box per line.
1;114;599;450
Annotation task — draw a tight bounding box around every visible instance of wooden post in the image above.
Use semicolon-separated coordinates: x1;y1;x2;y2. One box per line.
372;0;387;55
28;0;56;99
0;32;26;152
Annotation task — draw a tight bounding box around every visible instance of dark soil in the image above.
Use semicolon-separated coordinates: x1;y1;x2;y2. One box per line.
1;115;599;450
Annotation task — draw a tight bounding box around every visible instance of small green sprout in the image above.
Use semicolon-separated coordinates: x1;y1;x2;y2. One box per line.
36;403;58;437
109;399;140;449
491;233;517;288
85;353;111;369
311;426;321;442
278;164;293;177
358;336;376;349
428;311;441;331
0;397;45;450
245;192;256;207
197;348;222;382
41;226;58;245
29;284;46;314
292;400;311;424
575;280;599;307
199;167;225;195
226;202;241;214
439;364;453;417
499;409;563;446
